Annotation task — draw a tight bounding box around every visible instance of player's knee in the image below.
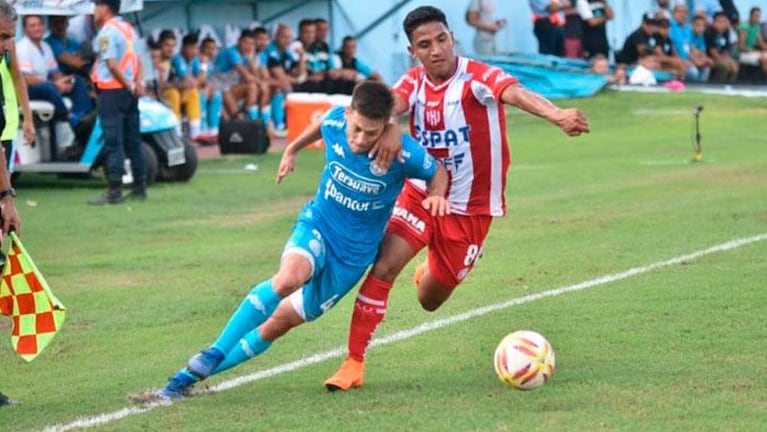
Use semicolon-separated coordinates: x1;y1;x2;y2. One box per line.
370;259;401;283
270;273;304;296
417;295;443;312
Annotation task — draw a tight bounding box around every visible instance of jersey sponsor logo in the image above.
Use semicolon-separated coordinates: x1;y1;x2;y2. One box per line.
414;124;471;148
392;206;426;233
425;109;442;127
441;152;466;172
426;101;440;108
323;118;345;129
329;161;386;195
333;142;345;158
324;179;371;212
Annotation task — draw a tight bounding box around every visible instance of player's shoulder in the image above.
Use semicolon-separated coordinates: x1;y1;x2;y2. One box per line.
321;106;346;129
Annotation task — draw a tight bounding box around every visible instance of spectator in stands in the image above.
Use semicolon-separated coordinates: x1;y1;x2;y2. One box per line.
312;18;344;93
576;0;613;59
738;7;767;76
198;36;223;138
695;0;722;21
17;15;92;128
167;33;205;140
210;29;271;127
671;6;712;82
67;14;96;46
155;30;175;97
466;0;506;55
706;11;739;82
654;17;687;78
652;0;673;20
46;15;87;76
291;18;335;93
335;36;382;94
718;0;740;24
563;4;584;58
253;26;270;65
629;47;659;85
590;53;626;84
143;38;163;99
618;13;659;65
266;24;307;131
529;0;567;56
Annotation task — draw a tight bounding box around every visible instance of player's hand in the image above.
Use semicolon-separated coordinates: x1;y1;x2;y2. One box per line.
276;150;296;184
0;199;22;238
23;116;36;145
369;123;403;173
421;196;451;217
553;108;590;136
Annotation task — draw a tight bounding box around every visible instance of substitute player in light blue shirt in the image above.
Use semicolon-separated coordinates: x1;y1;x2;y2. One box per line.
139;82;449;401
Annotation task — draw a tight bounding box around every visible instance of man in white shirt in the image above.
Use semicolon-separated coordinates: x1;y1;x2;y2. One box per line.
467;0;506;55
17;15;92;125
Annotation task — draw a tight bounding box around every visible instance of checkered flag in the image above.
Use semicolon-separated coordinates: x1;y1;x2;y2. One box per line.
0;233;66;362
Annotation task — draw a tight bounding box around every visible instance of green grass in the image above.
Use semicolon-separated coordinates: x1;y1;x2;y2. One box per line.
1;91;766;431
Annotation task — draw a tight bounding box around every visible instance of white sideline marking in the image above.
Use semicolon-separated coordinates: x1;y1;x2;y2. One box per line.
41;233;767;432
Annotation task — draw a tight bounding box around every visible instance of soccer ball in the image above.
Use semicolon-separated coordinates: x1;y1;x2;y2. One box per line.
493;330;555;390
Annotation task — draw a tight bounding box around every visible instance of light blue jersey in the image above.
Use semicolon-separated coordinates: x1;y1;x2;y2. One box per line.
308;107;437;267
285;106;438;321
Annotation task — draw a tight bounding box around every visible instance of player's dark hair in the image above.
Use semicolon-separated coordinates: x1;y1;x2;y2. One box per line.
314;18;328;25
638;46;655;59
159;29;176;43
403;6;449;42
239;29;255;40
182;33;198;47
351;81;393;121
712;11;728;21
750;7;761;16
298;18;315;31
252;26;268;36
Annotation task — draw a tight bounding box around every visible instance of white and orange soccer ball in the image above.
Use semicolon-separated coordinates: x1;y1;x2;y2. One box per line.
493;330;555;390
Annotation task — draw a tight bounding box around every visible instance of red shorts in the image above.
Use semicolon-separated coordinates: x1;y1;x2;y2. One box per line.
386;183;493;289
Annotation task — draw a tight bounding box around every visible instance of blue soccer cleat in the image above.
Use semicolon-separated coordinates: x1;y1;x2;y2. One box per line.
157;369;198;400
187;347;225;379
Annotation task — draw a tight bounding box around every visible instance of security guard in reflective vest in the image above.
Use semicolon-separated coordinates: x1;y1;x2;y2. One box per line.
88;0;145;205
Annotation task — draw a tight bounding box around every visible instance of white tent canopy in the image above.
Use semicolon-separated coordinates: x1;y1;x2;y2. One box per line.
13;0;143;16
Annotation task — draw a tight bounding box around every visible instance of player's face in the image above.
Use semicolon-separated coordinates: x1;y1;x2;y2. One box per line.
50;16;69;37
255;33;269;51
0;18;14;57
407;22;456;81
345;109;386;154
161;38;176;59
182;43;198;59
238;36;256;56
300;24;317;46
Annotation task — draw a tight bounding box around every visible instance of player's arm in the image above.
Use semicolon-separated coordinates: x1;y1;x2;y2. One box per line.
422;164;450;216
368;93;409;171
500;84;590;136
276;115;324;183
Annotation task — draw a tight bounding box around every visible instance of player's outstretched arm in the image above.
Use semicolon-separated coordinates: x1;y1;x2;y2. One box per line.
369;94;409;172
276;115;324;184
421;165;450;217
500;84;590;137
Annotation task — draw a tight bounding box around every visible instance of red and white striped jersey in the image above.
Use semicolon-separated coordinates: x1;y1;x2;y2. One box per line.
393;56;518;217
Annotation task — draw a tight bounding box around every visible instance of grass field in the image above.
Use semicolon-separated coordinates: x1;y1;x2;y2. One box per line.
1;91;766;431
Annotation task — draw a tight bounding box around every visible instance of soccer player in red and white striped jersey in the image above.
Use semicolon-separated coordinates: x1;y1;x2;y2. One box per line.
325;6;589;391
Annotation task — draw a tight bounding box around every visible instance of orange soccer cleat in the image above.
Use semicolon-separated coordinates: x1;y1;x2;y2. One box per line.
324;357;365;392
413;261;428;288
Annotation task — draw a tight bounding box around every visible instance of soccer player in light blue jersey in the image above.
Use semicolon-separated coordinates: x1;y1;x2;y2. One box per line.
138;81;449;401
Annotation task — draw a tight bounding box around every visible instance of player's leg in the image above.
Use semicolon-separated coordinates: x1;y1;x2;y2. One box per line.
245;81;260;121
325;185;430;391
153;220;323;399
211;299;305;375
416;215;493;312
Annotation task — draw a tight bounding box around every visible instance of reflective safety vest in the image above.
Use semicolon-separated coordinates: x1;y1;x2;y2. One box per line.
0;55;19;141
91;17;138;90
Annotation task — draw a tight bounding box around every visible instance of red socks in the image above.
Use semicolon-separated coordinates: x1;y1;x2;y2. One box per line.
347;275;392;362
